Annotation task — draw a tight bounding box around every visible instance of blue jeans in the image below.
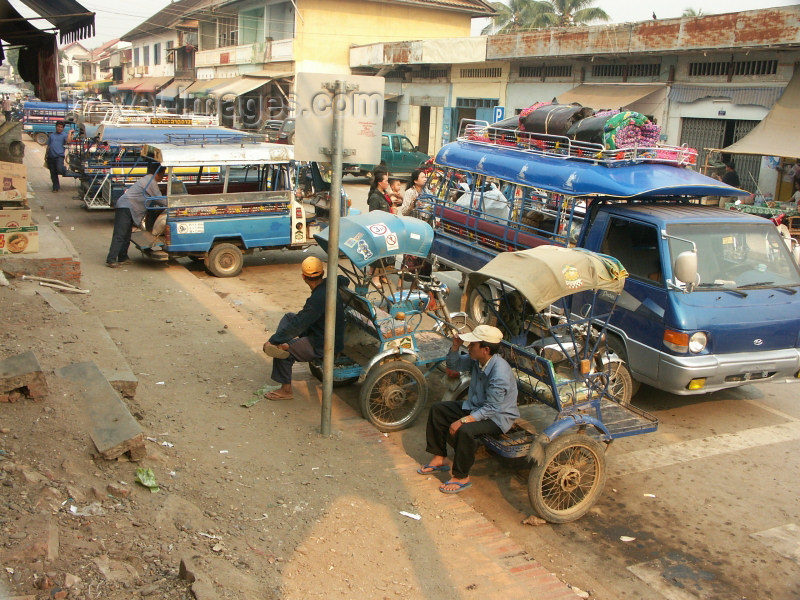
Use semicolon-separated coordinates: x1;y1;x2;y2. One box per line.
46;155;66;191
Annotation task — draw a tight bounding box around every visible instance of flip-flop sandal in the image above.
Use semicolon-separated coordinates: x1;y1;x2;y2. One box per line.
417;464;451;475
439;480;472;494
264;390;293;401
263;343;290;359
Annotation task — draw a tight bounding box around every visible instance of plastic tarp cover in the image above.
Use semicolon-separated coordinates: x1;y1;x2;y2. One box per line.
314;211;434;269
466;246;628;313
557;84;665;110
723;71;800;159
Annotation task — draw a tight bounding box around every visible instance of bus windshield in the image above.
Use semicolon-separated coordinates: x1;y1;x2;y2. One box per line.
667;223;800;289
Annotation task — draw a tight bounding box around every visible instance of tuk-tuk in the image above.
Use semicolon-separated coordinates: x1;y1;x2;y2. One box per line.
449;246;658;522
313;212;471;431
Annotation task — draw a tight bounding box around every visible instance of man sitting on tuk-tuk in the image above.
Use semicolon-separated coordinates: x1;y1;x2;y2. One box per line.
418;325;519;494
261;257;347;401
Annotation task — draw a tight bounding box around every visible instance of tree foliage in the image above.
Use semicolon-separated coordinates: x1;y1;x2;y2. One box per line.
483;0;610;34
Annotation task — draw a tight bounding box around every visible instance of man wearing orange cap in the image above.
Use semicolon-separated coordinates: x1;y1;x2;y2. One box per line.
262;256;346;400
418;325;519;494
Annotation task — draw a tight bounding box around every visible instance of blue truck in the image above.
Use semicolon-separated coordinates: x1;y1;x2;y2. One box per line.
21;101;78;145
419;121;800;397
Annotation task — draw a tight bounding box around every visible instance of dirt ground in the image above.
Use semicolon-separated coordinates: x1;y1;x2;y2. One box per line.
0;148;583;600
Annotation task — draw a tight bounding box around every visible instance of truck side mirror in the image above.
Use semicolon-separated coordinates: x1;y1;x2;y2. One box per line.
674;250;699;291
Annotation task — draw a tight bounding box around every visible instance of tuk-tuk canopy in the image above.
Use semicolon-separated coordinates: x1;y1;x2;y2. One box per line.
436;141;749;198
96;125;245;145
314;211;434;269
142;141;293;166
467;246;628;313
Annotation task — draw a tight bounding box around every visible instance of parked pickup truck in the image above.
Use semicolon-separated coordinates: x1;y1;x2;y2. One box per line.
343;133;430;178
131;139;351;277
418;120;800;398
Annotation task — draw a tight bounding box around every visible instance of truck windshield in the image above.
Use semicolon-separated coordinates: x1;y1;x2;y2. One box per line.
667;223;800;289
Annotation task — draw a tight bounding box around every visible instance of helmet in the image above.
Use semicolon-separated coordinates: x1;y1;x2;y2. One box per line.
301;256;324;277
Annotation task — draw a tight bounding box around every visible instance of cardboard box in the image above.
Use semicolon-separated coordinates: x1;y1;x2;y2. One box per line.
0;160;27;203
0;209;32;229
0;225;39;254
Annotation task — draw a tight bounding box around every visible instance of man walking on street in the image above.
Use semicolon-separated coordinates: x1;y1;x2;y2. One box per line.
418;325;519;494
45;121;74;192
262;256;346;401
2;95;12;122
105;162;166;268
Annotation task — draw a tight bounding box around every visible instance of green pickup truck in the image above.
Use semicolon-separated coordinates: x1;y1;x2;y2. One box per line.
344;133;430;178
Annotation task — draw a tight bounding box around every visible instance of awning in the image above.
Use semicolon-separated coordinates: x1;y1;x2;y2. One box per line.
557;84;665;110
88;79;112;88
132;76;173;94
114;79;143;91
15;0;95;43
156;80;194;101
73;81;88;88
210;77;270;100
723;70;800;159
183;78;232;97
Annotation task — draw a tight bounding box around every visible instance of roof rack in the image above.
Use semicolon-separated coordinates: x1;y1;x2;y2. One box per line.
162;133;265;146
457;119;698;168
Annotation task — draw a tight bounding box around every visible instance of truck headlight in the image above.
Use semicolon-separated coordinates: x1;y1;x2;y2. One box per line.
688;332;707;353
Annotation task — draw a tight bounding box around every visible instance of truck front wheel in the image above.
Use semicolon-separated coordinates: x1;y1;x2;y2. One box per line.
206;243;243;277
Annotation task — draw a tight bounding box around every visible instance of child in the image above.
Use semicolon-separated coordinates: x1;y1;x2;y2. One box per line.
387;177;404;213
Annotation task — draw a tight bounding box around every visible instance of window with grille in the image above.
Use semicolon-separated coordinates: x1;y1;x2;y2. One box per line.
592;63;659;78
133;47;139;68
414;69;449;79
519;65;572;78
689;59;777;77
460;67;502;79
218;16;238;48
143;46;149;67
455;98;499;108
153;43;160;66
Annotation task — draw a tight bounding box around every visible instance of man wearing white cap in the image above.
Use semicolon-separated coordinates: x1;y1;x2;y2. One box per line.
418;324;519;493
262;256;346;400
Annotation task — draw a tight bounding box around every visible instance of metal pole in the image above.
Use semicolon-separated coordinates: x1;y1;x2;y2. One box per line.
320;80;346;436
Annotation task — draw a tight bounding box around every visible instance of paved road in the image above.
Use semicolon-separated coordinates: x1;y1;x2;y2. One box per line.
202;176;800;599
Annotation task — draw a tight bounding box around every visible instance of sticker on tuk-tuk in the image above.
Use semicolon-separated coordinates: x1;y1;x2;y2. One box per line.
176;221;204;234
356;239;373;261
367;223;388;237
344;232;363;248
385;232;399;251
562;264;582;288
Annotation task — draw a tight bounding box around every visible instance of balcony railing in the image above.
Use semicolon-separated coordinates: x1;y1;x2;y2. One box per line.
195;38;294;67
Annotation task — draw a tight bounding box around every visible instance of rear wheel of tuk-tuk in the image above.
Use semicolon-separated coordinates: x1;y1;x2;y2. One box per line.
359;360;427;432
206;243;243;278
35;132;48;146
528;433;607;524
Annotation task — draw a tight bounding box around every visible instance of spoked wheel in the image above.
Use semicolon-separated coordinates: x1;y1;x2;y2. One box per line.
467;284;492;324
528;434;607;523
359;361;427;432
603;360;633;405
606;337;640;398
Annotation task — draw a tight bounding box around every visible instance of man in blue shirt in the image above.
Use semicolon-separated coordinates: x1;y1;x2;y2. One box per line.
418;324;519;494
45;121;74;192
105;162;166;268
262;256;346;400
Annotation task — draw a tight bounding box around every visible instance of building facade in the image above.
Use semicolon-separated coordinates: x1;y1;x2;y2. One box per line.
350;5;800;195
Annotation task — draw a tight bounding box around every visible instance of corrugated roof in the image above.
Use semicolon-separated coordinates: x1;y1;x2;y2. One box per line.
121;0;209;41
